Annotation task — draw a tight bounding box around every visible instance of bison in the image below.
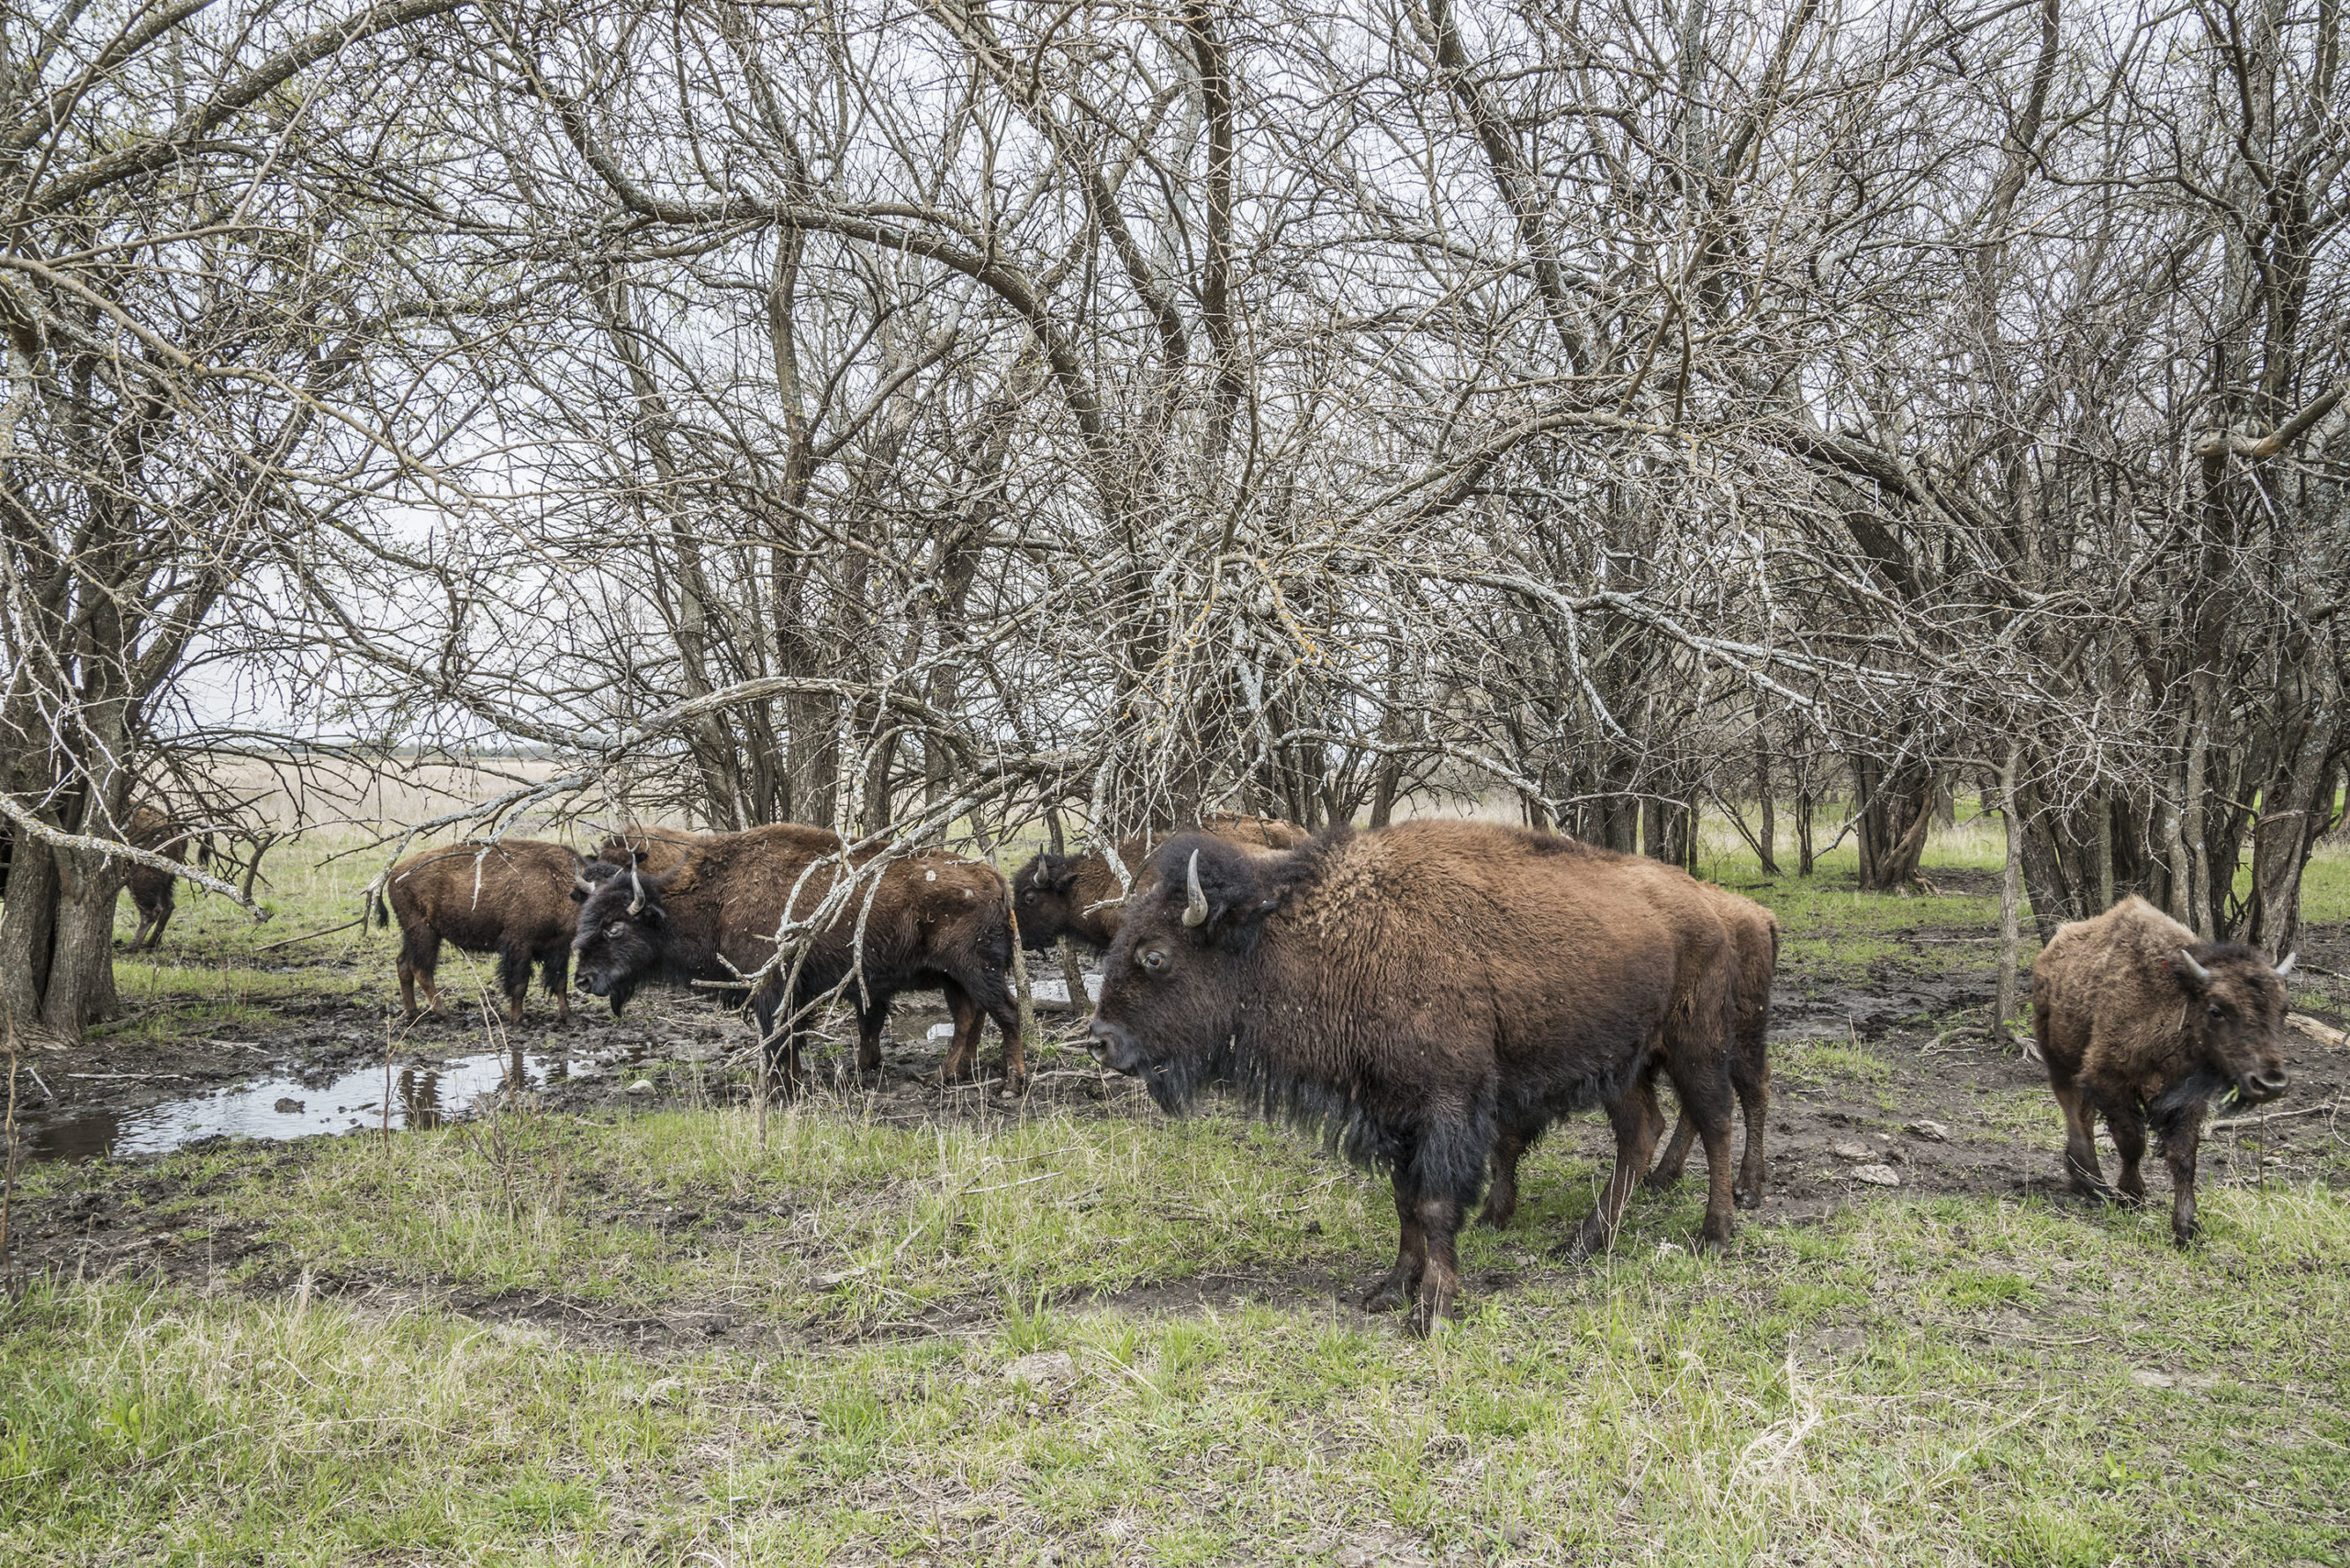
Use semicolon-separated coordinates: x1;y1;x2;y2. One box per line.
123;805;196;951
2031;895;2293;1246
595;823;705;877
372;838;592;1024
1087;820;1741;1335
570;823;1028;1089
1011;812;1310;952
1482;878;1779;1227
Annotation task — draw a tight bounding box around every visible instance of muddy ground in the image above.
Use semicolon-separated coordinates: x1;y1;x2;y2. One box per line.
6;912;2348;1348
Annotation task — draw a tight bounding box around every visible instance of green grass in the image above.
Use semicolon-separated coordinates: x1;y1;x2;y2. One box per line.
10;801;2344;1563
4;1163;2344;1564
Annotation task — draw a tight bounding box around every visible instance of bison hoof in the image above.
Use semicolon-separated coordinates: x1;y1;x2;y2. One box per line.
1733;1186;1761;1211
1473;1203;1515;1231
1642;1168;1684;1193
2171;1220;2199;1249
995;1071;1030;1098
1360;1280;1412;1315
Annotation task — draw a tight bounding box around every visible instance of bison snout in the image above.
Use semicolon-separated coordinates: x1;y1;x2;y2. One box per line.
2239;1069;2288;1103
1088;1019;1143;1074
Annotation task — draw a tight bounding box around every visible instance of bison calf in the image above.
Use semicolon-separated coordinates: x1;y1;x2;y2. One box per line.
1089;821;1740;1336
571;823;1027;1089
374;839;590;1025
1012;813;1309;953
2031;895;2292;1246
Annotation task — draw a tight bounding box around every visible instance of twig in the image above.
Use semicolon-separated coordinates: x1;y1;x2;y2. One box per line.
2210;1099;2344;1132
253;916;364;953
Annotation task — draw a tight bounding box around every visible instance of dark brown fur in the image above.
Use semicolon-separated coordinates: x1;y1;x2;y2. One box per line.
1089;820;1741;1336
374;839;588;1024
123;805;192;951
595;823;706;877
1639;886;1778;1204
570;824;1027;1089
1011;813;1310;951
1483;879;1778;1223
2031;895;2291;1246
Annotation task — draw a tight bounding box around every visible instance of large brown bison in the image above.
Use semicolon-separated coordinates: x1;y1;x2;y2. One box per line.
1482;879;1779;1226
1011;813;1310;952
595;823;705;877
1088;820;1740;1335
372;839;592;1024
570;823;1027;1089
2031;895;2293;1246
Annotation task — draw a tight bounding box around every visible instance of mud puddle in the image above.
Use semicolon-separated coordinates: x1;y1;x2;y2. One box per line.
17;1042;655;1162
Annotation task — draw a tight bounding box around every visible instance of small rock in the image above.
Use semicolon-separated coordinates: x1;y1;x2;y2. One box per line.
1831;1141;1875;1160
2130;1369;2175;1389
1001;1350;1076;1388
273;1097;305;1114
624;1079;655;1093
1850;1164;1901;1187
1908;1119;1951;1142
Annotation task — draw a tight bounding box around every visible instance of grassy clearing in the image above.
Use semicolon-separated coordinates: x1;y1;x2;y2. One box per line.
11;804;2344;1563
4;1164;2344;1565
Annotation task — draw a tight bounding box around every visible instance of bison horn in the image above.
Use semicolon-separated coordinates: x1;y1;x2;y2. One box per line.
627;865;645;916
2175;947;2212;989
1182;848;1208;928
2276;951;2297;978
573;873;597;896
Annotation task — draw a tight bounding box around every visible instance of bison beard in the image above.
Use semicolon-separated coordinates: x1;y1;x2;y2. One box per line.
1091;822;1742;1336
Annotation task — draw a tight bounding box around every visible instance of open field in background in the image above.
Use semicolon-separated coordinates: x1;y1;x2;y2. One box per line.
3;806;2347;1564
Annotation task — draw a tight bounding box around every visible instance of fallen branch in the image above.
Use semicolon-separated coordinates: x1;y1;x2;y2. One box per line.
252;915;364;953
2210;1098;2344;1132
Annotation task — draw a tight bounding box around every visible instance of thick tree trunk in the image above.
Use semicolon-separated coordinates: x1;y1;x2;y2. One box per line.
0;834;58;1033
40;845;124;1030
1754;728;1779;876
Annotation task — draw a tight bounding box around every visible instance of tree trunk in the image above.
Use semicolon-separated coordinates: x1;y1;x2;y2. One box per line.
39;845;125;1031
1754;728;1779;876
1995;743;2029;1056
1796;788;1815;876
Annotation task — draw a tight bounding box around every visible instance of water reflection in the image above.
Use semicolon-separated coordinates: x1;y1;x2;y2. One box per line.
20;1042;616;1162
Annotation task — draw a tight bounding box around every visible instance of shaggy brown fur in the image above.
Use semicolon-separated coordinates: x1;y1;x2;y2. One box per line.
1011;813;1310;951
596;823;706;877
570;824;1027;1088
1639;885;1778;1204
123;805;193;951
1482;878;1778;1223
373;839;588;1024
1090;819;1740;1336
2031;895;2292;1246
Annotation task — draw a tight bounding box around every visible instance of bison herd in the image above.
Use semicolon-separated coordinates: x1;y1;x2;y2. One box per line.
41;805;2293;1333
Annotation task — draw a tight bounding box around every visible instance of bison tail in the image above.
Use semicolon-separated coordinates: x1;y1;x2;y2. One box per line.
366;886;386;930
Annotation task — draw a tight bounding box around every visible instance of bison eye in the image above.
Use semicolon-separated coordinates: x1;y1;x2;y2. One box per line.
605;921;629;939
1140;948;1169;974
2207;1002;2224;1018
